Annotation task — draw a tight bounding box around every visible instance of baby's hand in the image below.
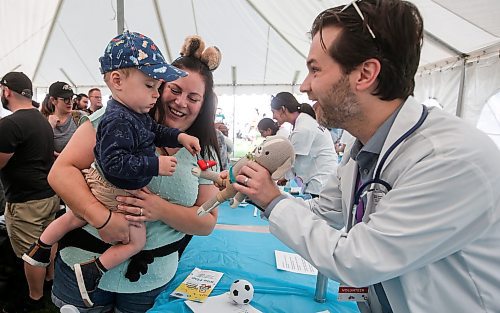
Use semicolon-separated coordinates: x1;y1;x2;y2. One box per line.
158;155;177;176
215;170;229;190
178;133;201;156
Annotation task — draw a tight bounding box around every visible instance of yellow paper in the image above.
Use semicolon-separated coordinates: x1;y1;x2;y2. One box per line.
171;268;224;302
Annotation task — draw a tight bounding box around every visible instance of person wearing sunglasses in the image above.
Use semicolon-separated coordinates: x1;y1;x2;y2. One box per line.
47;81;86;157
229;1;500;312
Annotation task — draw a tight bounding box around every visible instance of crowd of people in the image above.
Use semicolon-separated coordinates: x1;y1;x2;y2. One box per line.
0;30;223;312
1;1;500;313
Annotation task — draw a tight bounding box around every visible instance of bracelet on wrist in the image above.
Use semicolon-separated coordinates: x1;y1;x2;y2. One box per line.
95;210;112;230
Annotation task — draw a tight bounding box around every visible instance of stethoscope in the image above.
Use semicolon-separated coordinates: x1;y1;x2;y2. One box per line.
347;105;429;230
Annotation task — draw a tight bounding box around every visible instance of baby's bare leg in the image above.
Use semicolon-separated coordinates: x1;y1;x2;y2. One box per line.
98;223;146;270
39;210;87;245
74;222;146;307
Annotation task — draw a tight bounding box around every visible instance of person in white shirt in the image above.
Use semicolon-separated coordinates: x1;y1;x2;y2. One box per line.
276;122;292;138
257;118;279;138
270;92;337;197
258;117;292;139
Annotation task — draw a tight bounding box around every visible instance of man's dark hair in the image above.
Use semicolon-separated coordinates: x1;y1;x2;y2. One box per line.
72;93;88;110
311;0;423;101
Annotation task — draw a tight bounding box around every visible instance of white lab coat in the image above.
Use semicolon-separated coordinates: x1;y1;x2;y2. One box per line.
268;97;500;313
288;113;338;195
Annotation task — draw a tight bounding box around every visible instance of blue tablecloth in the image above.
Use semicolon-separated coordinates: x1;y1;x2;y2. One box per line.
216;201;269;226
148;229;359;313
216;180;306;227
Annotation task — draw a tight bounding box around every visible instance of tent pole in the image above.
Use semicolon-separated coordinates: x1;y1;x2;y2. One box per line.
32;0;64;82
60;68;76;88
424;30;464;57
190;0;199;34
117;0;125;35
245;0;306;59
153;0;173;62
232;89;236;159
455;59;467;118
232;66;237;159
424;30;468;117
292;70;300;94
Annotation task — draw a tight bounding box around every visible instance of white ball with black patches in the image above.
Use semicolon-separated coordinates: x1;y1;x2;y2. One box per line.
229;279;254;305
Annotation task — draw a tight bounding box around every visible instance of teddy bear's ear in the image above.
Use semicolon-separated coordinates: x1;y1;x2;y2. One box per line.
201;46;222;71
271;157;293;180
180;35;206;59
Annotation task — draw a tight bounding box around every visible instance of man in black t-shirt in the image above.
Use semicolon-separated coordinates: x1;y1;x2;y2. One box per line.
0;72;60;312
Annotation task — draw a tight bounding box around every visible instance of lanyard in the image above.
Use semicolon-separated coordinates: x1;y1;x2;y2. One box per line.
347;105;429;230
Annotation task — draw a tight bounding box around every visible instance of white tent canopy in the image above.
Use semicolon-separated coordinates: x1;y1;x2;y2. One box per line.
1;0;500;124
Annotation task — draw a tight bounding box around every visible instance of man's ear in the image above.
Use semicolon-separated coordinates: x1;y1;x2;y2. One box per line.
2;87;13;98
354;58;380;92
109;71;123;90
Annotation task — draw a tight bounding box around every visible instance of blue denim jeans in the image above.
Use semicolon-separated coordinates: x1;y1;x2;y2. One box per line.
51;255;168;313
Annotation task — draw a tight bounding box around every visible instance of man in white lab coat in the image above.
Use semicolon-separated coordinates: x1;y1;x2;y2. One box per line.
230;1;500;312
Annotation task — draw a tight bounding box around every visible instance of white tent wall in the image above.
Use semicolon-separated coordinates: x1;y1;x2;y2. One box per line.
414;66;461;116
415;53;500;125
477;92;500;148
1;0;499;121
462;56;500;125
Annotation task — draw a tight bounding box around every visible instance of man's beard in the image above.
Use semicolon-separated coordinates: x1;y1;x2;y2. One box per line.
1;94;9;111
316;74;361;130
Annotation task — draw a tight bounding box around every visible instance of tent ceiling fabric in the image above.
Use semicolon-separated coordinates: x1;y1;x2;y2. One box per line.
1;0;499;94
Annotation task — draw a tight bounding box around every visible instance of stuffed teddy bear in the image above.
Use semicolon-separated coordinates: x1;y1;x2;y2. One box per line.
192;135;295;216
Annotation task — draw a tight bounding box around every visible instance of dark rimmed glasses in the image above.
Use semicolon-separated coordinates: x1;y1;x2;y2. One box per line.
57;97;72;104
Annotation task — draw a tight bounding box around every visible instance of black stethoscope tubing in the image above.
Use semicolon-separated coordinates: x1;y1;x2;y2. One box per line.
348;105;429;228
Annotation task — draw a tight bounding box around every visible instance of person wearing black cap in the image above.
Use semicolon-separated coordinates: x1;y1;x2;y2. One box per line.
46;81;86;157
0;71;39;111
0;72;60;312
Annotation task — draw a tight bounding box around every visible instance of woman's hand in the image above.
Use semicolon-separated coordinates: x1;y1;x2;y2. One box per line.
98;212;132;244
48;120;133;242
117;187;164;223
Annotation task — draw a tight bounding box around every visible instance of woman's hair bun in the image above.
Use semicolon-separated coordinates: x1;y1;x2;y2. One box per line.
180;35;222;71
180;35;205;59
201;46;222;71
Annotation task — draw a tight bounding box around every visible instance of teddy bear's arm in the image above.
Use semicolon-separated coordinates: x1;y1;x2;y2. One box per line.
230;191;246;208
197;178;237;216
